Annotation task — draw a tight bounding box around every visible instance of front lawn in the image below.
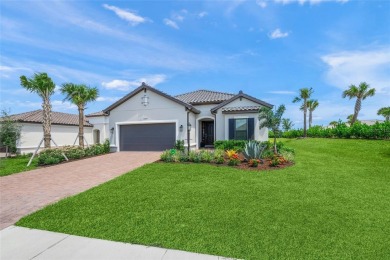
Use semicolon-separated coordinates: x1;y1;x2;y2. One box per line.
17;139;390;259
0;155;38;177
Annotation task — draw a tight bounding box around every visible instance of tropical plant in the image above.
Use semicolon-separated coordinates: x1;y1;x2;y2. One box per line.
282;118;294;132
342;82;375;126
377;107;390;121
258;104;286;154
293;87;314;137
174;140;185;152
0;110;21;156
20;73;56;148
242;141;265;161
304;99;319;128
329;121;338;128
60;84;99;148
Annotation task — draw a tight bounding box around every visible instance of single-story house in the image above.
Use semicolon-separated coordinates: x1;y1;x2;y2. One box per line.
86;83;273;151
6;110;93;154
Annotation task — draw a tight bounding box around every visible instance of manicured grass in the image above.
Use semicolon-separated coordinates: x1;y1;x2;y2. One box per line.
17;139;390;259
0;155;38;177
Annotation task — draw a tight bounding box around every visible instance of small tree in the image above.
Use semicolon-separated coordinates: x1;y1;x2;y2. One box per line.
0;110;21;157
329;121;338;128
259;105;286;154
60;83;99;148
282;118;294;132
377;107;390;121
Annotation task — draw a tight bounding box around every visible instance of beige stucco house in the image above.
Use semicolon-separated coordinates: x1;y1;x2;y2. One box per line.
86;83;273;151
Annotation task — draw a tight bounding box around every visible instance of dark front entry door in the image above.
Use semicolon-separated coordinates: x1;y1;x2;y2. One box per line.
201;121;214;147
120;123;176;151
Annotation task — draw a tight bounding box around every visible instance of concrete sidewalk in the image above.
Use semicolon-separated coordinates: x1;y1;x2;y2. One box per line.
0;226;233;260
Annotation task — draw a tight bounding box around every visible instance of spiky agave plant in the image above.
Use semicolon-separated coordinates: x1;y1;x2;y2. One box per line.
243;141;266;161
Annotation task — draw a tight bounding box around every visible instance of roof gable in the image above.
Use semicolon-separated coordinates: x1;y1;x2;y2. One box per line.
175;90;235;105
211;91;273;113
103;83;200;114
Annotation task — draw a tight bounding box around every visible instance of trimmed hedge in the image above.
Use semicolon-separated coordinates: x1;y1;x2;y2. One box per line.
214;140;292;154
270;121;390;139
38;139;110;166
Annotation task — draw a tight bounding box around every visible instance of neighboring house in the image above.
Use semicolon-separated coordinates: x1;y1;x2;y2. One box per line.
86;83;273;151
7;110;93;154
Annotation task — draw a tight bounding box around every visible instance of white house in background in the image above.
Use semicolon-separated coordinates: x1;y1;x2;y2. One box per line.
86;83;273;152
7;110;93;154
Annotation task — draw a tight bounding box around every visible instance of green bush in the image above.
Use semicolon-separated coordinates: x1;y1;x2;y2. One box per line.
174;140;185;152
200;150;213;163
280;121;390;139
213;149;225;164
38;149;66;165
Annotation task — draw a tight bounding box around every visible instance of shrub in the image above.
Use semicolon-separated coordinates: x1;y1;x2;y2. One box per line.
280;151;295;163
174;140;185;152
38;149;66;165
213;149;225;164
281;121;390;139
188;151;202;163
160;150;180;162
269;155;280;167
243;141;266;161
214;140;249;151
248;159;260;167
63;146;86;159
200;150;213;163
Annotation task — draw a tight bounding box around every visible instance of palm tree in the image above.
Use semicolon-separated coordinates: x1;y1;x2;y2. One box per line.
293;87;313;137
377;107;390;121
306;99;319;128
346;114;360;125
20;73;56;148
342;82;375;125
60;84;99;148
259;105;286;154
282;118;294;132
329;121;338;128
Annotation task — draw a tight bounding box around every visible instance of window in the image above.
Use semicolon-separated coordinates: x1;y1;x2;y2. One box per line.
229;118;255;140
234;118;248;140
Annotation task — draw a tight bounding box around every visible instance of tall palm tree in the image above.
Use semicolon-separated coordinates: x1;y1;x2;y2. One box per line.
60;84;99;148
259;105;286;154
329;121;338;128
292;87;313;137
282;118;294;132
377;107;390;121
20;73;56;148
342;82;375;125
306;99;319;128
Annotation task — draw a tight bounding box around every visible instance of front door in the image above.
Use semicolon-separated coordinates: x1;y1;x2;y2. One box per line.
201;121;214;147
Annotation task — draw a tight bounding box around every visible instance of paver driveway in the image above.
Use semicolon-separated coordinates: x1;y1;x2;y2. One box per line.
0;152;160;230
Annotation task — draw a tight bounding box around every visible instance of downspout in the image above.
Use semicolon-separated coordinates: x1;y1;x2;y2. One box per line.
187;109;190;154
213;112;217;146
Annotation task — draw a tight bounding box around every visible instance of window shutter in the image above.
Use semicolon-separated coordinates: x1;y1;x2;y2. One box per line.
248;118;255;140
229;119;235;140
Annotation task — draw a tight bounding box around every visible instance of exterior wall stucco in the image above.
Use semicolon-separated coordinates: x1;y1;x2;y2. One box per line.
17;123;93;154
213;97;269;142
107;89;197;151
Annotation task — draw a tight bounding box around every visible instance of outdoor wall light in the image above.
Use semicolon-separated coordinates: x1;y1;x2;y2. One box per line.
187;122;192;131
179;125;183;132
141;94;149;106
110;127;114;134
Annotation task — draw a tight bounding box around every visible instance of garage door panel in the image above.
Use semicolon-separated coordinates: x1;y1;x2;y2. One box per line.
120;123;176;151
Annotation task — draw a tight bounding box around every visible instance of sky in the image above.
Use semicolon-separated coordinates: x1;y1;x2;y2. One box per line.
1;0;389;128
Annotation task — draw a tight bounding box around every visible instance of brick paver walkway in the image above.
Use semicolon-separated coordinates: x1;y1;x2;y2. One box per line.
0;152;160;230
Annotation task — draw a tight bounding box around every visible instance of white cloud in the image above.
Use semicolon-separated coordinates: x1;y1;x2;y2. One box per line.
269;28;289;39
102;74;167;91
103;4;148;26
198;11;208;18
96;96;121;102
172;14;184;21
256;0;267;8
274;0;348;5
52;100;77;110
268;91;296;95
321;47;390;93
163;18;179;29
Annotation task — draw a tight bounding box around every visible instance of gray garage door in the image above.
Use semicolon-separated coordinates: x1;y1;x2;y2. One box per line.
119;123;176;151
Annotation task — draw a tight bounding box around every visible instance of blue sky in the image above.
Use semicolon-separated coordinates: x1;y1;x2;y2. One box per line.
1;0;389;127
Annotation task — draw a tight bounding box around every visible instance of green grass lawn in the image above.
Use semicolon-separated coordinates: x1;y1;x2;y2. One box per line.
0;155;38;177
17;139;390;259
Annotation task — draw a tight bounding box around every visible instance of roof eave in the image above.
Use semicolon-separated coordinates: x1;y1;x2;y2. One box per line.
210;92;273;113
